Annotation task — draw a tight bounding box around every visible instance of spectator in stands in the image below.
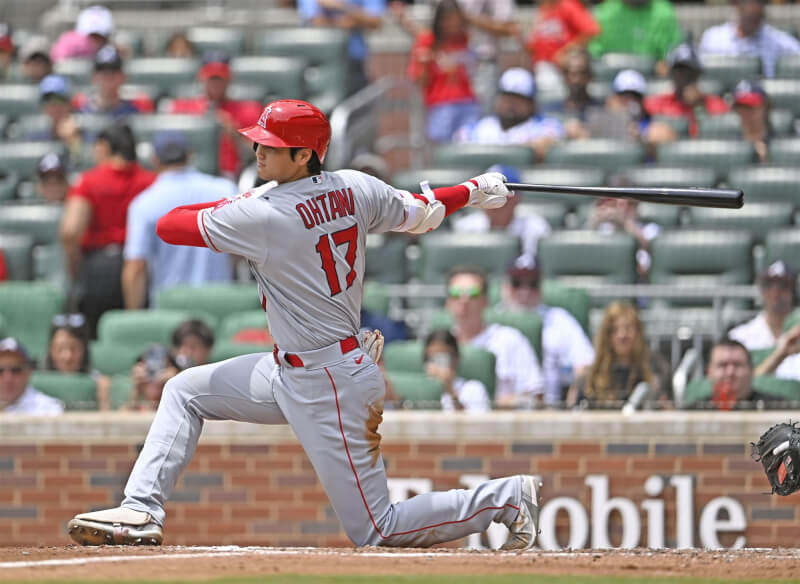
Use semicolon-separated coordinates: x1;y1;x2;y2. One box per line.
452;165;550;259
0;23;13;81
164;31;195;58
541;49;602;138
122;131;236;310
729;260;800;381
600;69;676;149
0;253;6;281
588;0;682;68
732;80;771;163
455;67;564;161
699;0;800;79
423;329;491;412
19;36;53;83
168;51;263;180
0;337;64;415
27;75;83;160
45;313;111;410
73;44;153;119
407;0;481;143
445;266;544;409
499;255;595;407
570;301;669;410
50;5;114;63
526;0;599;80
35;152;71;204
644;43;729;137
299;0;385;96
125;320;214;411
694;338;783;410
60;123;156;338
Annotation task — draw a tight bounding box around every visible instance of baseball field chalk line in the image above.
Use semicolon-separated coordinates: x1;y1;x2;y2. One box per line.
2;547;800;569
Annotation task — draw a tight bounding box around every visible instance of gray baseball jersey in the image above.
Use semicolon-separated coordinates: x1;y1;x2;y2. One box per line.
198;170;406;352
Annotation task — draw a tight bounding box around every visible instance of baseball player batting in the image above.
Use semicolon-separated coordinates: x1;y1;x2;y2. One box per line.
67;99;540;550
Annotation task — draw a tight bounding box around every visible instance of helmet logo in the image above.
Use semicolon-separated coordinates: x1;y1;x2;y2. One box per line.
257;105;273;129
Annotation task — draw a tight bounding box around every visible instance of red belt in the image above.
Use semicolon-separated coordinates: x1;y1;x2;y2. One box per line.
272;335;359;368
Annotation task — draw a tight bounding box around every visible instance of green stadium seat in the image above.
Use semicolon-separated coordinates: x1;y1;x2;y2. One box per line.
485;308;543;361
541;280;591;334
0;282;63;361
365;234;407;284
53;58;93;85
767;138;800;165
156;284;261;322
517;167;606;207
97;309;210;349
624;166;717;189
777;54;800;78
651;115;690;138
727;166;800;205
647;78;723;98
169;82;267;102
516;202;568;229
0;142;67;179
763;79;800;115
210;341;271;362
32;243;68;288
0;171;20;202
418;232;520;284
390;167;483;194
765;230;800;274
186;27;246;56
114;30;144;57
656;140;754;181
0;232;34;280
255;28;349;113
769;110;795;136
0;313;5;337
218;310;269;341
5;114;50;141
89;341;140;376
0;84;41;117
688;203;793;244
650;229;754;306
129;115;219;175
119;83;161;107
699;55;761;89
592;52;656;82
362;281;391;316
573;199;682;228
383;340;496;399
433;144;534;168
0;203;63;246
545;140;644;173
538;231;637;288
125;58;200;96
385;371;443;409
697;113;741;139
230;56;307;100
109;374;133;410
30;371;97;410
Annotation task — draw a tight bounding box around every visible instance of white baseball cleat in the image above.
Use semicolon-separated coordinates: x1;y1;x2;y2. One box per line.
67;507;163;546
500;475;542;551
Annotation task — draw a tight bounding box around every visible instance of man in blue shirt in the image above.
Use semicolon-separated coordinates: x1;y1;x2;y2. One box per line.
297;0;385;96
121;131;237;309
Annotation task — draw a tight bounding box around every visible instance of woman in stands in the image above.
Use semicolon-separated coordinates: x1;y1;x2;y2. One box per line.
406;0;481;143
45;313;111;410
423;329;490;412
569;302;670;411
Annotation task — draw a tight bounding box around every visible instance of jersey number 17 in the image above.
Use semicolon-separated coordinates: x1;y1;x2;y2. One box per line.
315;224;358;296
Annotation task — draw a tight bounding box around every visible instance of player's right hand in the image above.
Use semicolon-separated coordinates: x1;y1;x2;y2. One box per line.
462;172;512;209
362;329;384;363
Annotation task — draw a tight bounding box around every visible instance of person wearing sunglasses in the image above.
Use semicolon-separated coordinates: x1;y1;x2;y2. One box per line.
729;260;800;381
445;266;544;409
423;329;490;412
500;255;594;408
45;314;111;410
0;337;64;415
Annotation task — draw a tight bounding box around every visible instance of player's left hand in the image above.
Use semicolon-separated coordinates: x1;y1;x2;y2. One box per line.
362;329;384;363
462;172;512;209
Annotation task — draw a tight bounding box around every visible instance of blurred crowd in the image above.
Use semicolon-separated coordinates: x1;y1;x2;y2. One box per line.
1;1;800;415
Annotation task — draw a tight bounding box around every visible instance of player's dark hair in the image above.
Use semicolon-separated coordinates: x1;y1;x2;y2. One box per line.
290;147;322;176
97;123;137;162
446;265;489;296
172;319;215;349
710;338;753;368
424;329;460;361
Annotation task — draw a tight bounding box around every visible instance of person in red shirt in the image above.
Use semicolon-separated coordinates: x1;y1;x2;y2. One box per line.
527;0;599;69
59;123;156;337
644;43;729;137
406;0;481;143
168;51;263;179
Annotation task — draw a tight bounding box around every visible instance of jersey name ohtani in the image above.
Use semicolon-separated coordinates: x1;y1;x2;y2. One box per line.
295;188;356;229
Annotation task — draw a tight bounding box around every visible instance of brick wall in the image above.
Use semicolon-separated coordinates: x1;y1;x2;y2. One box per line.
0;412;795;548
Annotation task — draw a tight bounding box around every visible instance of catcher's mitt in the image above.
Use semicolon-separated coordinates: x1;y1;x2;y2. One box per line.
751;422;800;496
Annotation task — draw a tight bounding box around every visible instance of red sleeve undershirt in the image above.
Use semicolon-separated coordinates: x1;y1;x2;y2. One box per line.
155;184;472;248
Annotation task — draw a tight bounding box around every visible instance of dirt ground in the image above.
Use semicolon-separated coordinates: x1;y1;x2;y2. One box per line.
1;546;800;581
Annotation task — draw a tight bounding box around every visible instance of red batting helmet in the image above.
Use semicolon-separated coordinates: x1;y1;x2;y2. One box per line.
239;99;331;163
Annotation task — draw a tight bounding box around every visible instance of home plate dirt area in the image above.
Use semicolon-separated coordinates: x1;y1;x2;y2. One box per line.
1;547;800;582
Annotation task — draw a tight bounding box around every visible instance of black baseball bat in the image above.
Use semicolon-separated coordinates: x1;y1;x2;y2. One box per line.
505;183;744;209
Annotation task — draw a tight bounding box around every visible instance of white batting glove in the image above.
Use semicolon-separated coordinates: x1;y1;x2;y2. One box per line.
461;172;512;209
362;329;384;363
